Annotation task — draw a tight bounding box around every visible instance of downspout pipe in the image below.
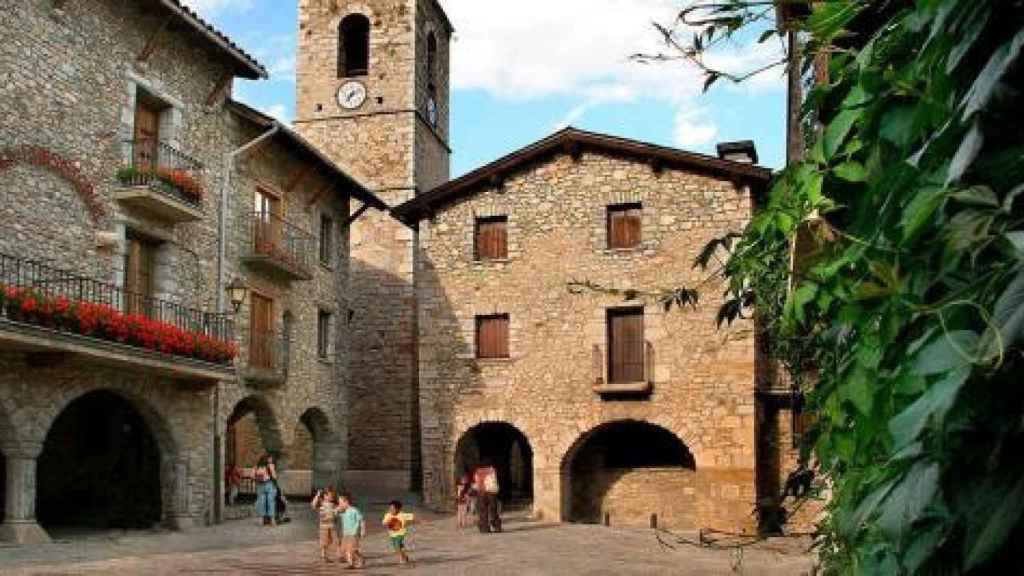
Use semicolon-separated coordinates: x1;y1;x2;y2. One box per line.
213;122;278;525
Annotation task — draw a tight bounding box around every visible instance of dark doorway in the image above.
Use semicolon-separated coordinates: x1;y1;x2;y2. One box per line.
455;423;533;508
566;420;695;526
37;391;162;531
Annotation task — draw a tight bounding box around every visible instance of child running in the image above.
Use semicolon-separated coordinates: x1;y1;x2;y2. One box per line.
382;500;415;565
337;492;366;569
311;487;340;563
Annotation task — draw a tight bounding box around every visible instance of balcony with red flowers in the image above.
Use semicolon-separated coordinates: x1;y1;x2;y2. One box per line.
113;139;205;223
241;212;315;281
0;252;236;382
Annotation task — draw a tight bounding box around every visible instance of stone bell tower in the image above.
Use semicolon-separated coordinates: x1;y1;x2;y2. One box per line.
294;0;453;492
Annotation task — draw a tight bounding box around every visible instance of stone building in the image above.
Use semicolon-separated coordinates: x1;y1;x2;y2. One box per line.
392;129;771;530
0;0;385;543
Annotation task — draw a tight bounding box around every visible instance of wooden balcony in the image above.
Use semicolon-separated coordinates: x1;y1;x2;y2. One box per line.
0;253;235;383
240;212;315;281
114;139;205;223
241;329;290;387
592;341;655;396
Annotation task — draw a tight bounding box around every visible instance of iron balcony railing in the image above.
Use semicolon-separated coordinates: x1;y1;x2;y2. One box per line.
246;212;315;277
0;252;234;358
117;139;205;208
246;329;290;381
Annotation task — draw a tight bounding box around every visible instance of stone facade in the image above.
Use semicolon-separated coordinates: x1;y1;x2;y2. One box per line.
411;148;764;531
0;0;371;543
294;0;452;492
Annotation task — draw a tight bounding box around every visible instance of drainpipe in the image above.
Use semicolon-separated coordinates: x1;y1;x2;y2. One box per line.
213;123;279;524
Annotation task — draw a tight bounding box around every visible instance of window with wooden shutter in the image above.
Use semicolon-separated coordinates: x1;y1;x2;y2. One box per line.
476;314;510;359
607;308;645;383
123;235;157;316
474;216;508;261
317;310;332;359
607;203;642;249
319;214;334;266
249;293;274;369
133;97;161;170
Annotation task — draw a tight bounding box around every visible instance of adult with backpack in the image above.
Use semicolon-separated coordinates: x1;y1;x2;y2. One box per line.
474;460;501;533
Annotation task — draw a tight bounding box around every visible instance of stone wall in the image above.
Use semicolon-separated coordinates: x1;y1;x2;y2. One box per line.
416;149;759;530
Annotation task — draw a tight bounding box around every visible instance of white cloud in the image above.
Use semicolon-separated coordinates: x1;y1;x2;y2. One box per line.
673;108;718;147
441;0;784;147
179;0;253;15
260;104;292;125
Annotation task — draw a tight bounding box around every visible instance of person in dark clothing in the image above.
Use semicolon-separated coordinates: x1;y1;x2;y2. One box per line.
474;460;501;533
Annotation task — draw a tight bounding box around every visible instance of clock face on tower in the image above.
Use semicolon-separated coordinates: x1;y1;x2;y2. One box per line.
337;81;367;110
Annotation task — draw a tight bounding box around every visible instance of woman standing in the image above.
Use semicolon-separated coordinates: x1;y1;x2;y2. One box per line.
254;453;278;526
456;470;471;529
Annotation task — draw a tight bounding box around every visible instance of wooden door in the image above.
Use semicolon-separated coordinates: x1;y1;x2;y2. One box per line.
124;236;155;316
249;293;274;368
608;309;645;383
134;101;160;170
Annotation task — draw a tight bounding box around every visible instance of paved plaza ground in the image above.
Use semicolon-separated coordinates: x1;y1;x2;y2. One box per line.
0;504;815;575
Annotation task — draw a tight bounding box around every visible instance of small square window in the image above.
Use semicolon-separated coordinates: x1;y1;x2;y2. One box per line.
474;216;508;261
476;314;510;359
607;203;642;249
317;310;332;359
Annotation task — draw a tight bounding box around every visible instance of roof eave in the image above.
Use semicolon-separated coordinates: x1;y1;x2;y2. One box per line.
159;0;268;79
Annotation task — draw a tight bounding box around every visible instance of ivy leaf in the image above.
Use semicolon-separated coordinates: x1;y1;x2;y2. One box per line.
963;474;1024;570
980;268;1024;359
950;185;999;208
944;208;995;254
900;185;947;241
890;366;970;450
845;367;875;416
961;27;1024;121
911;331;978;376
946;122;984;185
834;161;868;182
877;460;941;540
824;109;859;160
1005;232;1024;258
1003;183;1024;212
842;476;897;538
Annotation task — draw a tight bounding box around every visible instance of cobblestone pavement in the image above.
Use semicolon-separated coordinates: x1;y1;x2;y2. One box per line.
0;505;815;575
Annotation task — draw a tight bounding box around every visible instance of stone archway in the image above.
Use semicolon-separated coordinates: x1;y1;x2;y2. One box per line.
455;422;534;509
226;395;285;468
36;390;177;535
285;407;341;498
561;420;696;529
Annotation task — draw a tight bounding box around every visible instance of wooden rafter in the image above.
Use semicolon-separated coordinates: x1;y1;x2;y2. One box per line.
305;181;334;209
137;15;173;64
205;71;233;107
285;165;314;194
343;202;372;229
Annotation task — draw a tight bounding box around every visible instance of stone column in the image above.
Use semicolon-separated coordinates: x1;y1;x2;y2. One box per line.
0;443;50;544
532;466;564;523
165;458;194;531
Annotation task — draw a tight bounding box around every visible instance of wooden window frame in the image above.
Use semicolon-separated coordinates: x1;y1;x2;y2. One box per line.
474;215;508;261
319;213;334;267
607;307;646;384
317;310;332;360
475;314;510;360
606;203;643;250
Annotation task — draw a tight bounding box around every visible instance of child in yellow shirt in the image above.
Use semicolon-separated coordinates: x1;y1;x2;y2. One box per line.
382;500;415;565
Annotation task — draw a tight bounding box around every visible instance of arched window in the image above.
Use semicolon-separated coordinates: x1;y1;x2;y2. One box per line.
338;14;370;78
426;31;438;87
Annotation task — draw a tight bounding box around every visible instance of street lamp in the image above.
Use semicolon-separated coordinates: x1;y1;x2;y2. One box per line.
225;277;249;314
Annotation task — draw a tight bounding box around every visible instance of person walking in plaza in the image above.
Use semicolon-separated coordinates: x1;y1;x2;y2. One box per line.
225;464;241;507
382;500;415;565
311;487;340;563
474;460;501;533
253;453;278;526
338;492;366;568
456;469;472;529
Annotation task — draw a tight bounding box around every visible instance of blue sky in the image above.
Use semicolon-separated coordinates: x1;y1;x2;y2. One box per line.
185;0;787;176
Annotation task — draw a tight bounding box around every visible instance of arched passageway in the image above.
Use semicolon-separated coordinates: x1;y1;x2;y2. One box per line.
455;423;533;508
37;391;163;532
563;420;696;528
282;408;336;498
225;396;283;505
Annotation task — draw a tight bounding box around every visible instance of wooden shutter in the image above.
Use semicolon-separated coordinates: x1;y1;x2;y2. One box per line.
250;294;273;368
608;308;645;383
477;315;509;359
134;100;160;170
124;236;155;316
476;217;508;260
320;215;333;265
608;204;642;249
